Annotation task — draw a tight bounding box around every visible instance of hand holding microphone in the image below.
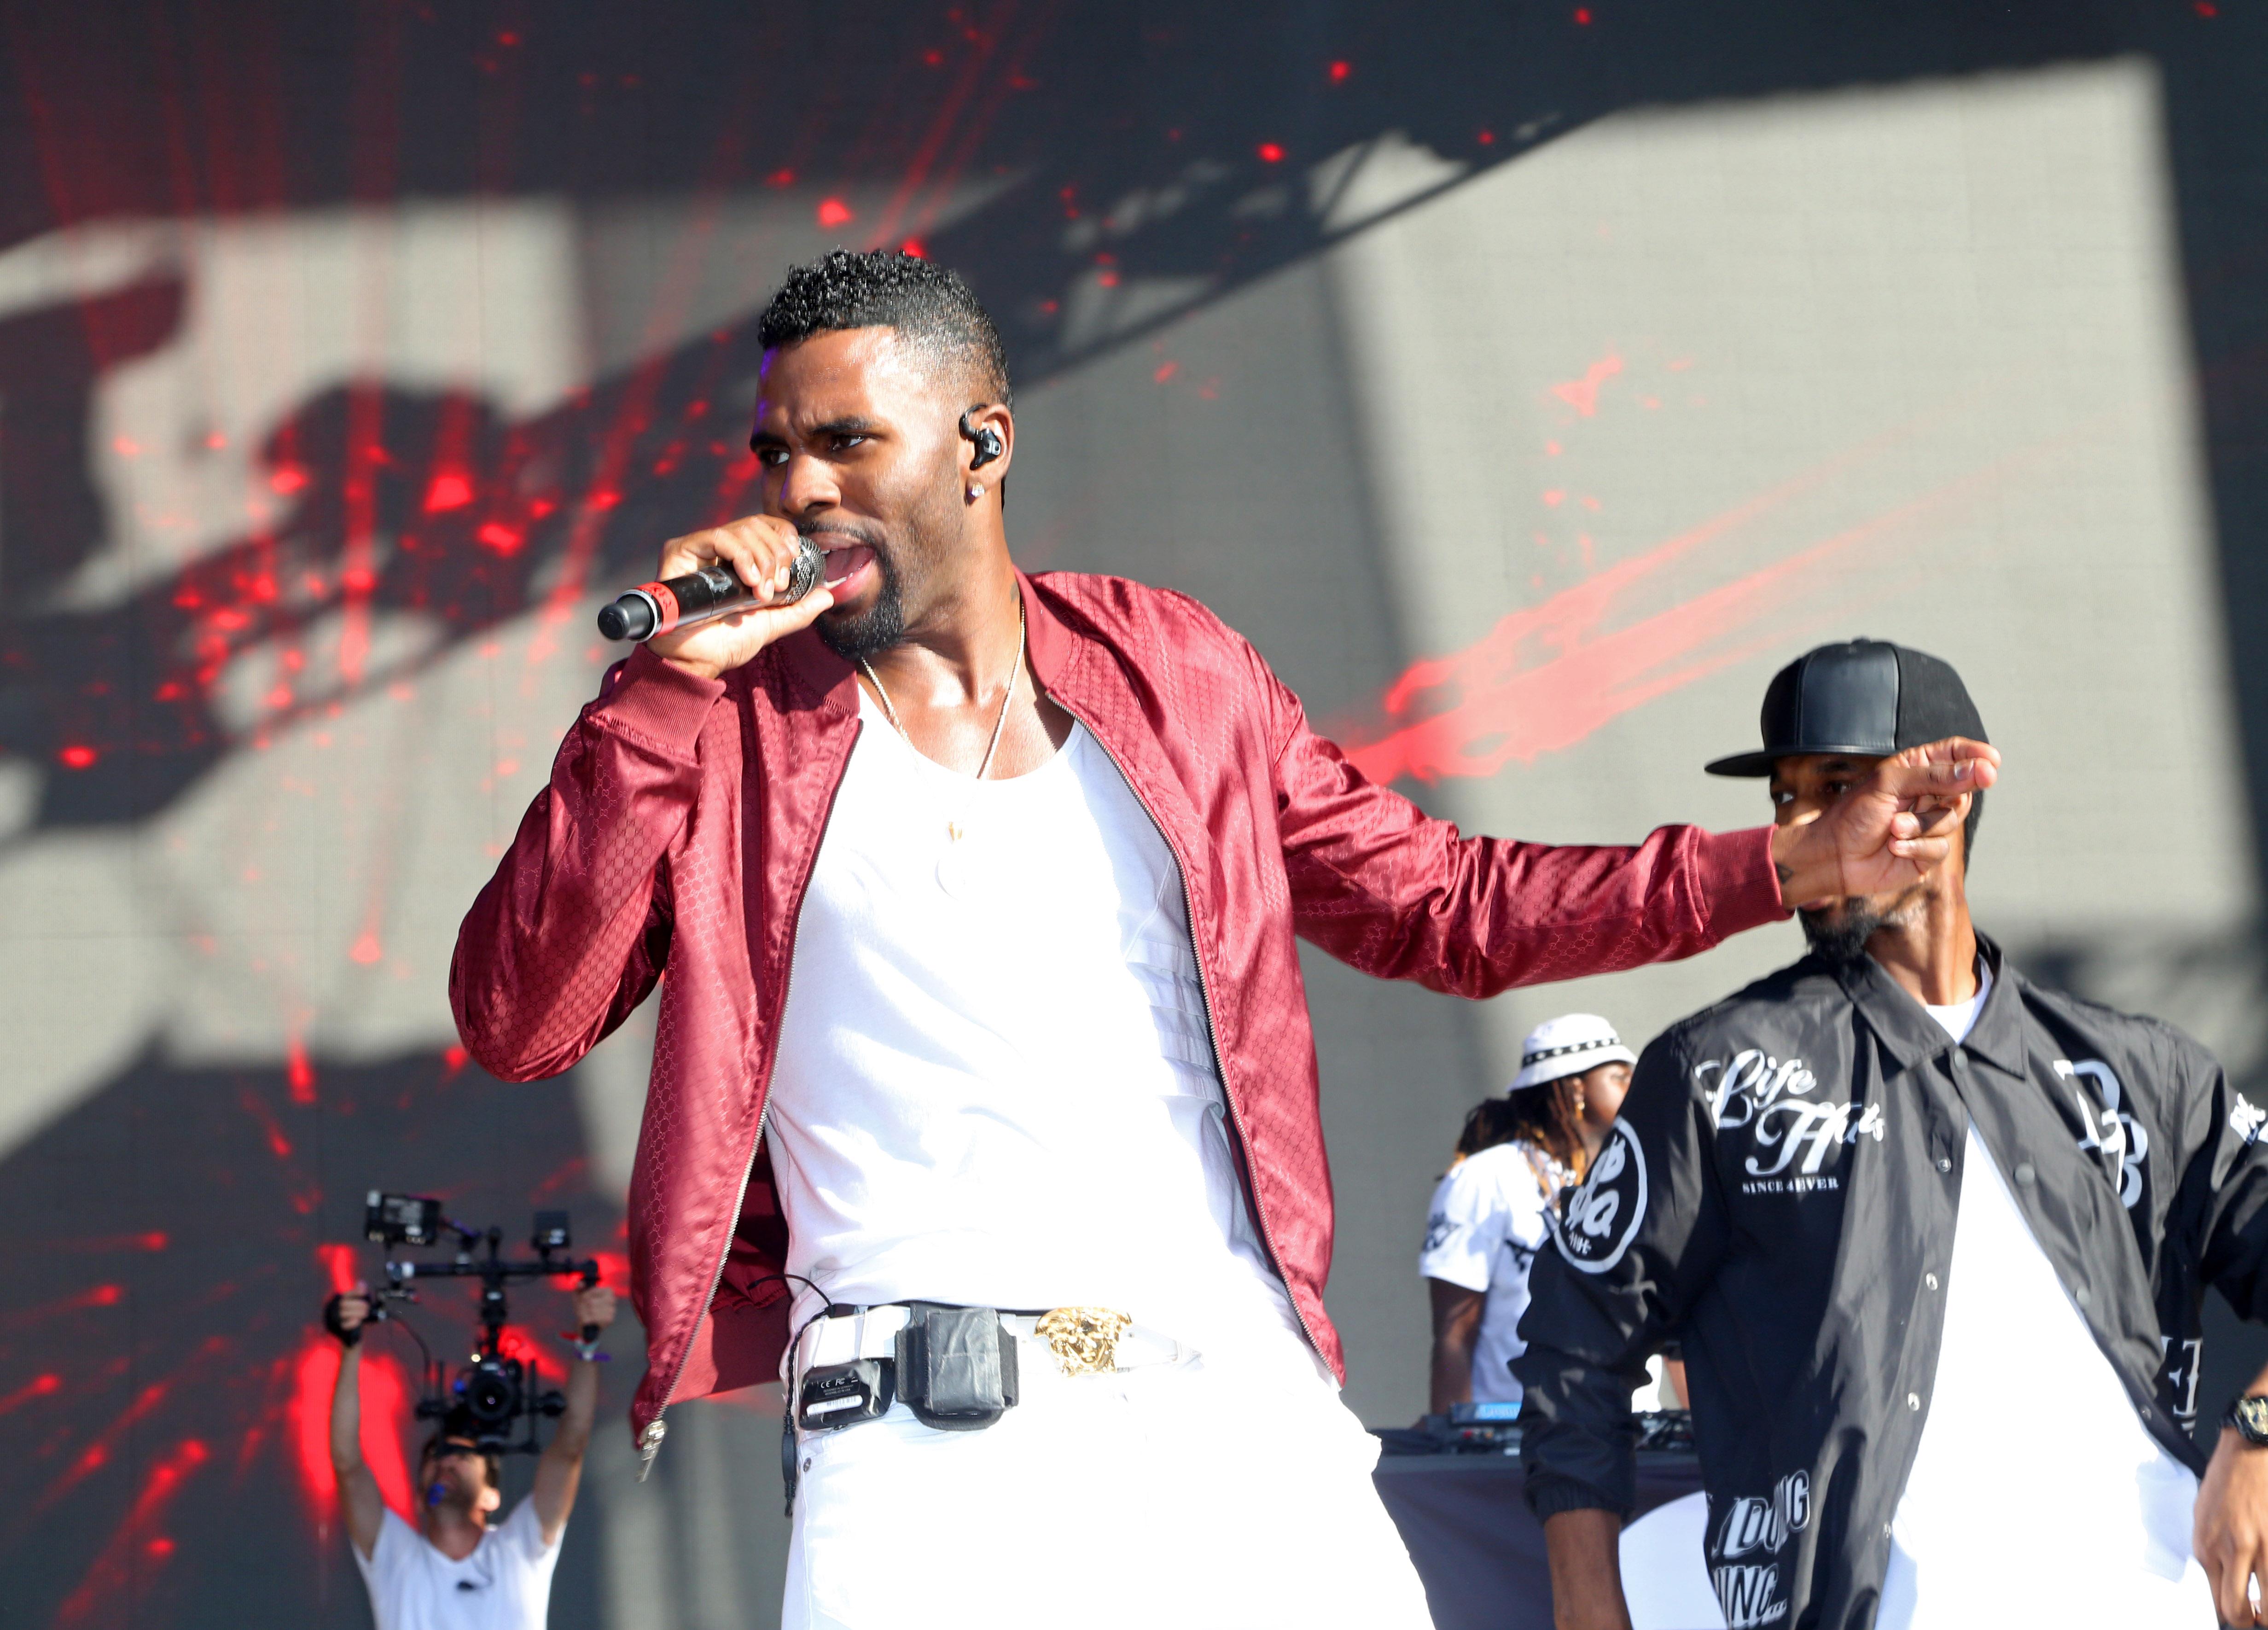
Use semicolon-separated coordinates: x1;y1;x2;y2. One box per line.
619;516;835;681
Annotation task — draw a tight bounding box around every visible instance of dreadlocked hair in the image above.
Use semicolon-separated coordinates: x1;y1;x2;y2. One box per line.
1451;1077;1590;1182
757;248;1012;406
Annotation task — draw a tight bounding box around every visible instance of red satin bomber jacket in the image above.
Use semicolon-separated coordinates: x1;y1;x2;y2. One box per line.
449;570;1786;1458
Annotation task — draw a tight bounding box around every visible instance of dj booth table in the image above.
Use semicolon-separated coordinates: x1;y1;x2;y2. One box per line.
1369;1434;1706;1630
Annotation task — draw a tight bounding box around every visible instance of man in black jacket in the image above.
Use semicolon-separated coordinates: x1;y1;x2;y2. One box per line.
1518;639;2268;1629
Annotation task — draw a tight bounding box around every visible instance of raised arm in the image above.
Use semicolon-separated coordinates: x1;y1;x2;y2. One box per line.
532;1285;616;1546
326;1290;386;1562
449;648;718;1081
453;512;835;1083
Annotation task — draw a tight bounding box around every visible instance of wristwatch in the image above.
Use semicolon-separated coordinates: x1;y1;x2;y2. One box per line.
2224;1395;2268;1446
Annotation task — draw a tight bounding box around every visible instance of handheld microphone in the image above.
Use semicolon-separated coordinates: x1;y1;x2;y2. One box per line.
597;537;826;642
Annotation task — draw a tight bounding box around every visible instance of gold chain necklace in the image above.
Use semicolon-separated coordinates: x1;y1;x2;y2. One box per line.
858;600;1025;847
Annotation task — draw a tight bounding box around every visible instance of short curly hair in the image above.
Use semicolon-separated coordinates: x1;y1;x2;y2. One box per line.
757;249;1011;407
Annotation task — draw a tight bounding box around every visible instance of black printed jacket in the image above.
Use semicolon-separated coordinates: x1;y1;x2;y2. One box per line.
1512;933;2268;1630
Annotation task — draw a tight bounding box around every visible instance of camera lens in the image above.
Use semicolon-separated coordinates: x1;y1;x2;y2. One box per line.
464;1357;521;1427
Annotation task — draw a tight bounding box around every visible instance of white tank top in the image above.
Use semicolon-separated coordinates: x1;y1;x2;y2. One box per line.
762;689;1303;1356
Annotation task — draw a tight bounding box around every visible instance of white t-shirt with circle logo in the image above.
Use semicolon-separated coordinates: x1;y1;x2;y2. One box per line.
1418;1141;1561;1403
352;1498;560;1630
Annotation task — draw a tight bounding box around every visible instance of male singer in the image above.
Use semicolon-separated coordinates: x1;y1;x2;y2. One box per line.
450;250;1994;1629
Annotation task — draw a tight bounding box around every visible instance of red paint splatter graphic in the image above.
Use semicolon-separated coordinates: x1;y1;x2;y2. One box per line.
1342;400;2068;785
1551;352;1623;417
53;1437;208;1625
43;1380;170;1511
421;470;472;512
318;1243;361;1295
0;1373;64;1416
5;1283;124;1329
237;1085;295;1159
285;1036;316;1104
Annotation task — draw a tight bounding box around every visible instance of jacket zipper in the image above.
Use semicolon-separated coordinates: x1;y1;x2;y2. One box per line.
1059;704;1329;1369
638;1107;766;1482
638;718;860;1481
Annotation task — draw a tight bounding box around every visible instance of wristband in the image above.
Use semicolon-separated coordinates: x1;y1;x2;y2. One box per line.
2226;1395;2268;1447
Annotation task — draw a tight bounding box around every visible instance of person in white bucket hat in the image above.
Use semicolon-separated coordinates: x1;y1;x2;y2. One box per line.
1419;1015;1637;1413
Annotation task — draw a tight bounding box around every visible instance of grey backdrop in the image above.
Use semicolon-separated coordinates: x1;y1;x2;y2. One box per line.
1;4;2265;1625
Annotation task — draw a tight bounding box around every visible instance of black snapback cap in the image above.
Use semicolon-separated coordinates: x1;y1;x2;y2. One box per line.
1705;638;1986;777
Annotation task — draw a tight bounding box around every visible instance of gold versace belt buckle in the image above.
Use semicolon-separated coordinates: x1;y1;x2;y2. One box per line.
1034;1307;1133;1377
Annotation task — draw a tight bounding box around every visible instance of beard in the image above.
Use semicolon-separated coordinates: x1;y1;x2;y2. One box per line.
810;476;962;664
813;533;908;663
1799;882;1929;963
1798;900;1886;963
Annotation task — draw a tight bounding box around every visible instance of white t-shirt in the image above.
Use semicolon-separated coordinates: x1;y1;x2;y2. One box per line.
1418;1141;1561;1403
1877;962;2215;1626
763;693;1302;1356
353;1499;560;1630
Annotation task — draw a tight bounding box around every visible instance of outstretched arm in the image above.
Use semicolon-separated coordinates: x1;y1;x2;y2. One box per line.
1259;642;1997;991
326;1290;386;1562
533;1286;616;1546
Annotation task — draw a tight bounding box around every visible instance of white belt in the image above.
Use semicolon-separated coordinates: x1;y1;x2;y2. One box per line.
791;1305;1195;1379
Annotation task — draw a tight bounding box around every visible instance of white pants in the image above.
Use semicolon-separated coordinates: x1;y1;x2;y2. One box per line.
782;1327;1436;1630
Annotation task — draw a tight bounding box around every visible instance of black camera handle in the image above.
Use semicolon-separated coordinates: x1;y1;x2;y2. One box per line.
380;1222;599;1456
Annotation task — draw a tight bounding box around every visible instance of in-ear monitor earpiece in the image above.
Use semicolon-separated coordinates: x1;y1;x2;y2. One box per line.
960;408;1004;470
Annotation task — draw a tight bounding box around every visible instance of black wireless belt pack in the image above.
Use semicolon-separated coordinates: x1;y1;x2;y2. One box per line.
895;1303;1020;1431
784;1304;1025;1514
791;1304;1021;1435
795;1357;894;1431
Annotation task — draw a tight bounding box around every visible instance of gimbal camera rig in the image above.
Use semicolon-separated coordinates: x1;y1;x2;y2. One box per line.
359;1191;602;1455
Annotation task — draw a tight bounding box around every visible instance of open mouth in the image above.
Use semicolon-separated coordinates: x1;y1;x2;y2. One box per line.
818;541;876;587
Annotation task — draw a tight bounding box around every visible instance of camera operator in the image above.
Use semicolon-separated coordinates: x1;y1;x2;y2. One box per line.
325;1281;615;1630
